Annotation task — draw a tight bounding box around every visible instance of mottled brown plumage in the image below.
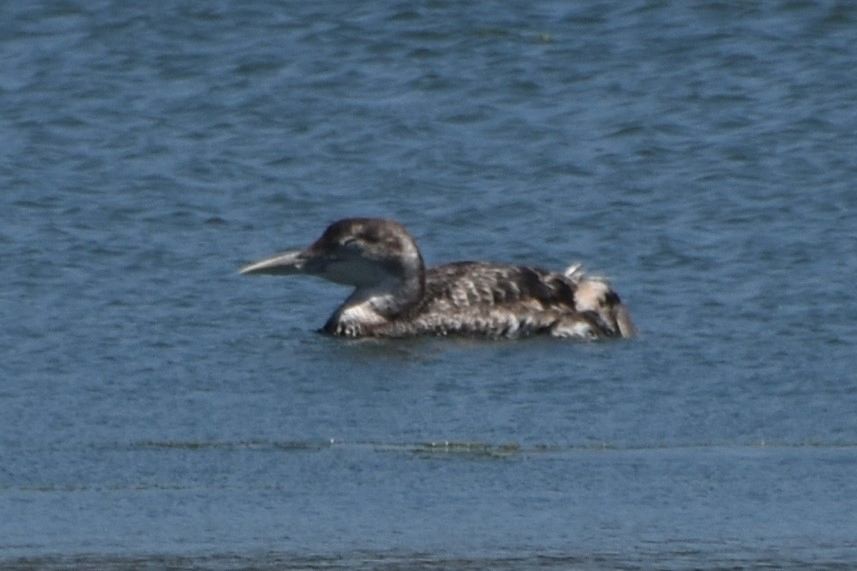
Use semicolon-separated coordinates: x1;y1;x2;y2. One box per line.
241;218;635;340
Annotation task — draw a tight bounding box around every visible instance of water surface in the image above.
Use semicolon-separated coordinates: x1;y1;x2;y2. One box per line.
2;1;857;569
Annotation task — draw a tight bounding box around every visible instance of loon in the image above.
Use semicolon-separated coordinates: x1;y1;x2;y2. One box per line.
240;218;635;340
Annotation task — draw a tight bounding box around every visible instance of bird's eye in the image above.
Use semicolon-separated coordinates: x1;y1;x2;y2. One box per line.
341;237;359;248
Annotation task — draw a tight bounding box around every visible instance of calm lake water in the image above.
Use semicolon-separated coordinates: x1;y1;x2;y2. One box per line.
2;1;857;569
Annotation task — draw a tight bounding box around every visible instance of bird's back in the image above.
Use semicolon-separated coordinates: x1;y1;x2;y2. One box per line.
393;262;629;339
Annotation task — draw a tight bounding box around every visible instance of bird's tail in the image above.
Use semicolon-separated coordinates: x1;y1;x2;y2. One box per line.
564;263;636;339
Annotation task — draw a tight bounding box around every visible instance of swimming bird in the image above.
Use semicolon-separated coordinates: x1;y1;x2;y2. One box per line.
240;218;635;340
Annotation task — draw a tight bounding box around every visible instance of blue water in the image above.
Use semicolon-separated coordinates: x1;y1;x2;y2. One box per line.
3;1;857;569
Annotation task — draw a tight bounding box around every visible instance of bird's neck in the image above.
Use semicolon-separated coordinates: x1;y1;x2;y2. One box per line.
323;268;425;336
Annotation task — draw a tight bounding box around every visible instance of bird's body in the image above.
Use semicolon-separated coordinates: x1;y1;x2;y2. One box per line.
241;218;635;341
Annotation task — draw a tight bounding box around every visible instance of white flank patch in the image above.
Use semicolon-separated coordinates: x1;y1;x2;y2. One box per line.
551;320;594;339
573;279;610;312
